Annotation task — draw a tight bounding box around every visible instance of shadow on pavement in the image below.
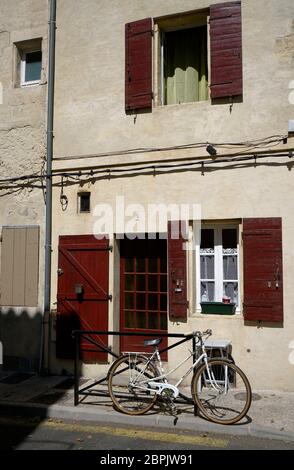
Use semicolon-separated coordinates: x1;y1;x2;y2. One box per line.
0;307;83;449
0;374;78;450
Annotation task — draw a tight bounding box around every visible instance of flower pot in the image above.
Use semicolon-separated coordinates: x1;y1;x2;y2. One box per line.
200;302;236;315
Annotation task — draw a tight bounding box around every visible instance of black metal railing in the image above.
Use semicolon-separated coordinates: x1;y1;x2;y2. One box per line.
72;330;198;415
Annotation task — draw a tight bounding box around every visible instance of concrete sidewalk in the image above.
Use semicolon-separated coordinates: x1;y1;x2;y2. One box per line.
0;371;293;443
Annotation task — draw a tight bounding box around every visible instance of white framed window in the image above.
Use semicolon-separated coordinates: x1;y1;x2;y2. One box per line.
14;39;42;88
196;225;240;311
20;50;42;86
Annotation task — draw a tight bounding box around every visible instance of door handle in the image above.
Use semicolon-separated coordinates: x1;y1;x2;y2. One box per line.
274;263;280;288
175;279;183;293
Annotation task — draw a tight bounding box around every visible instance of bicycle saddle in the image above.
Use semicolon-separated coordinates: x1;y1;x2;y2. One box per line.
143;338;162;347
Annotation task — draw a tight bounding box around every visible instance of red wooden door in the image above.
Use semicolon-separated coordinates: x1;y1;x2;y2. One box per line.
120;237;168;357
56;235;110;362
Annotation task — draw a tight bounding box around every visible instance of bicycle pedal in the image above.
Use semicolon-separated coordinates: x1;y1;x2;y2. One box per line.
170;404;178;417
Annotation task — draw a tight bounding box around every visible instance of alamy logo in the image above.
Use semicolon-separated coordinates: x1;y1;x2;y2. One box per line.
289;341;294;365
92;196;201;250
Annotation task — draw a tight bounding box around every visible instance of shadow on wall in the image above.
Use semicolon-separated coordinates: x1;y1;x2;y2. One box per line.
0;308;84;450
0;308;43;372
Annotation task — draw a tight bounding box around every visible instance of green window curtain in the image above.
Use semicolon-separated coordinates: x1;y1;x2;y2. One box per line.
165;27;208;105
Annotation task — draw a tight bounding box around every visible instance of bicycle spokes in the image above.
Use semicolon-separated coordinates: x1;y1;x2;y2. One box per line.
108;354;159;415
192;360;252;425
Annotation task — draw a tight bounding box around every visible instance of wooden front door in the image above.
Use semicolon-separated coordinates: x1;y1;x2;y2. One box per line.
56;235;110;362
120;237;168;357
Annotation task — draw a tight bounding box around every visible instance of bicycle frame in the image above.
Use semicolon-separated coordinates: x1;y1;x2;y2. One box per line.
129;337;215;394
108;329;251;424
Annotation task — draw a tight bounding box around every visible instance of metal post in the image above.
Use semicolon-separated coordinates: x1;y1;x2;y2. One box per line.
74;333;79;406
41;0;56;374
192;335;198;416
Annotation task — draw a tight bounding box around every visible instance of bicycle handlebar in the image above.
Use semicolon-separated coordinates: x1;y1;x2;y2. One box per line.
184;329;212;339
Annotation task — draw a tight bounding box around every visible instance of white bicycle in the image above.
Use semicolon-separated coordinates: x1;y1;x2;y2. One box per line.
108;329;252;425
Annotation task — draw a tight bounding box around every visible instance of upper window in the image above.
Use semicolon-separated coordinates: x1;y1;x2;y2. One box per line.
159;11;209;106
14;39;42;87
125;1;243;113
197;225;240;309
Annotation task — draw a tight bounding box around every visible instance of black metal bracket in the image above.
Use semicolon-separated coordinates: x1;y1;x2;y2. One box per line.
72;330;199;413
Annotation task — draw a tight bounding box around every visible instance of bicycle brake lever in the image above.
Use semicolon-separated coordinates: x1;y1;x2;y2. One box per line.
203;329;212;336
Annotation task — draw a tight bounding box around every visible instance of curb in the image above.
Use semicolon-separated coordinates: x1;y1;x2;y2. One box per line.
1;401;294;443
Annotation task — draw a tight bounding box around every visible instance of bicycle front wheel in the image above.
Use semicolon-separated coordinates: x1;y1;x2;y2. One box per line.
108;354;159;415
191;359;252;425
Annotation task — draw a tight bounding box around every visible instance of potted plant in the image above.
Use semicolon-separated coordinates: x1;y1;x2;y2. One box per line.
200;298;236;315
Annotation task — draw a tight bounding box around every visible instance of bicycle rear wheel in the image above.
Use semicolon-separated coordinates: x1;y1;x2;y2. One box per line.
191;359;252;425
108;354;159;415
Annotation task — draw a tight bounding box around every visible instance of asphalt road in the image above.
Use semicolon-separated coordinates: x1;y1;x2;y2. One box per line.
0;415;293;451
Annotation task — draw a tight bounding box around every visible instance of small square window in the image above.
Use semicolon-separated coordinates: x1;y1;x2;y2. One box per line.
14;39;42;87
78;192;91;213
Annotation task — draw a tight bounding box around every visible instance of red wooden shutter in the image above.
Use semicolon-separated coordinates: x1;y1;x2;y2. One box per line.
168;221;188;321
210;1;243;99
243;218;283;323
56;235;110;361
125;18;153;112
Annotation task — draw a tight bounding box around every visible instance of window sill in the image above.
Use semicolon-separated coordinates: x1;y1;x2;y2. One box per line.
153;99;210;110
20;81;41;88
191;311;242;320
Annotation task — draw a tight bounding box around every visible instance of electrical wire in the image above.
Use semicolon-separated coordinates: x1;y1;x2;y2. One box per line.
52;135;287;161
56;151;292;179
0;139;292;189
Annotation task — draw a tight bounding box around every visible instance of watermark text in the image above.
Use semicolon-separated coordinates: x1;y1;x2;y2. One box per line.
92;196;201;250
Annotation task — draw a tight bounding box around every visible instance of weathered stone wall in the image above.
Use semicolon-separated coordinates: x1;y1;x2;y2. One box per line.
0;0;48;371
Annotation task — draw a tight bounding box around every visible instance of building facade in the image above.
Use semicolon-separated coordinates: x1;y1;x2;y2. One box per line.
49;0;294;390
0;0;48;372
2;0;293;391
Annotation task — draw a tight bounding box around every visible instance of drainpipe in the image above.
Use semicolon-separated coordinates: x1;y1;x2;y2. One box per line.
41;0;56;374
